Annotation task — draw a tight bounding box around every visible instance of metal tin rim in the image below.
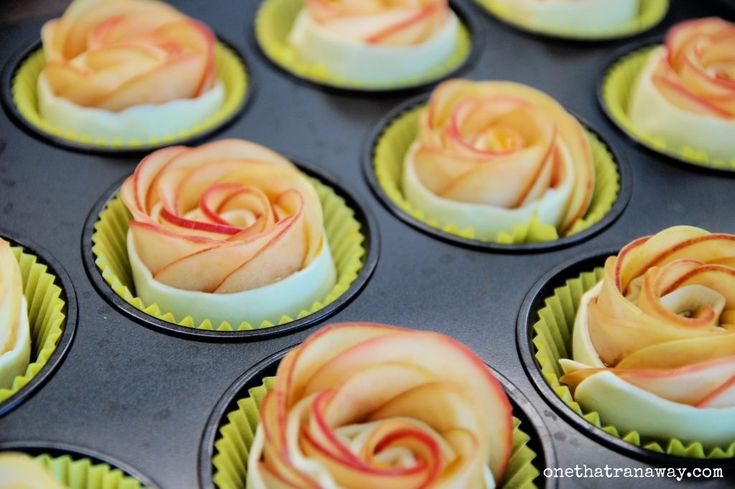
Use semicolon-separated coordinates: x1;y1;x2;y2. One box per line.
250;0;483;96
81;160;380;342
0;229;77;417
0;35;254;156
198;345;559;489
362;93;633;253
516;247;735;467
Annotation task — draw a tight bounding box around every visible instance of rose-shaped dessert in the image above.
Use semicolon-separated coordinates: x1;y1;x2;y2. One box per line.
38;0;224;141
0;453;64;489
0;239;30;390
119;139;336;327
403;79;595;240
247;322;513;488
629;18;735;161
493;0;639;32
560;226;735;446
288;0;459;84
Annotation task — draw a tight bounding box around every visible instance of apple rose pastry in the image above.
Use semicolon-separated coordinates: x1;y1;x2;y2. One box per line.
248;322;514;488
0;239;31;390
629;18;735;161
288;0;459;84
493;0;639;32
560;226;735;446
38;0;224;141
119;139;336;327
0;453;65;489
403;79;595;241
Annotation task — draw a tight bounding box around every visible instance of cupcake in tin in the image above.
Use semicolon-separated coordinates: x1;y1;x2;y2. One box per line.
118;139;337;328
288;0;459;84
627;18;735;162
37;0;223;142
559;226;735;448
242;323;516;488
370;78;625;246
0;238;30;390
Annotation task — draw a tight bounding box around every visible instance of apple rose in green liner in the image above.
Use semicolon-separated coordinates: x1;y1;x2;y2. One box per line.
247;322;513;488
36;0;224;142
403;79;595;241
0;239;30;390
560;226;735;447
119;139;337;328
627;18;735;162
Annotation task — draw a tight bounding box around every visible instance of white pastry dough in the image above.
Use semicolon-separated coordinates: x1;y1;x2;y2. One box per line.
127;232;336;327
402;141;575;240
497;0;639;31
0;297;30;390
38;75;225;142
288;11;458;84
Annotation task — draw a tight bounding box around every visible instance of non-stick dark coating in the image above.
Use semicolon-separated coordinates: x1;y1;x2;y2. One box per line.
0;1;733;488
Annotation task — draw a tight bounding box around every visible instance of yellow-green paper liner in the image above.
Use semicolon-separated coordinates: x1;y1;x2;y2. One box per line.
373;105;620;244
532;267;735;458
30;452;146;488
475;0;668;40
91;177;366;332
255;0;472;90
11;43;248;150
0;245;66;404
601;45;735;171
211;377;542;489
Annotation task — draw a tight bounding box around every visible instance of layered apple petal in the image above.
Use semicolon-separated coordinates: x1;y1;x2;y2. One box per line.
0;239;31;390
120;139;330;297
628;18;735;160
562;226;735;445
40;0;218;111
247;323;514;489
404;79;594;239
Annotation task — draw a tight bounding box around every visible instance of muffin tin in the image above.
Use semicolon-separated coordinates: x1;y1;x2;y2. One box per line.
0;0;734;487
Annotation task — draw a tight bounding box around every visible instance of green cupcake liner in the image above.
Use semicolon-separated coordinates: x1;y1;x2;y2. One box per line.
31;453;146;489
91;177;366;332
212;377;541;489
11;42;248;150
372;105;620;244
254;0;472;90
532;267;735;458
601;45;735;171
476;0;668;40
0;245;66;404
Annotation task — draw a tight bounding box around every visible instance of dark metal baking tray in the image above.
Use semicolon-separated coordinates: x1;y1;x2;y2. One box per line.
0;0;734;488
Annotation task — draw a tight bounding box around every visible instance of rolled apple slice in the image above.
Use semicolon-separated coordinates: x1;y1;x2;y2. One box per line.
288;0;459;84
0;239;30;390
248;323;513;488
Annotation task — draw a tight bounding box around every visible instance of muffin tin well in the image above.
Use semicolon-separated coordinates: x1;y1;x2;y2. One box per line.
1;0;734;487
81;162;379;341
